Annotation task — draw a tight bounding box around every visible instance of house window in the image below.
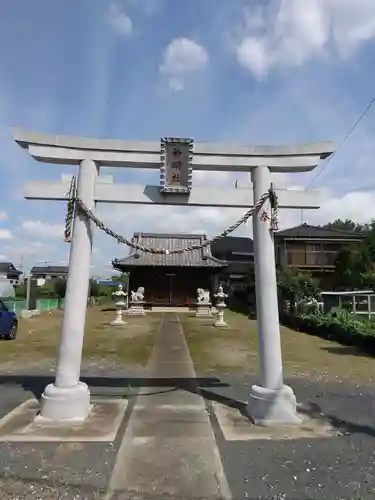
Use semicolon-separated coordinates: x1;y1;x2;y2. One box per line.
305;243;321;252
322;243;342;252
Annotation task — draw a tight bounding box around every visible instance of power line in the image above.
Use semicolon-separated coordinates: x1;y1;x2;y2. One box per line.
300;96;375;224
306;96;375;189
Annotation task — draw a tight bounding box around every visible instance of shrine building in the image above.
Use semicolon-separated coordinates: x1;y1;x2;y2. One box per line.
112;233;227;306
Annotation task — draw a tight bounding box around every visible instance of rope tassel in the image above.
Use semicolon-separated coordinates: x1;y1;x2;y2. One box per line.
268;183;279;231
64;176;77;243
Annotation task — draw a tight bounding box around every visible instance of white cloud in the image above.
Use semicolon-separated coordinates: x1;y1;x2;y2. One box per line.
0;229;12;240
237;38;271;80
309;189;375;225
20;220;65;239
107;2;133;36
160;37;209;91
0;240;56;273
236;0;375;79
278;188;375;231
0;210;7;221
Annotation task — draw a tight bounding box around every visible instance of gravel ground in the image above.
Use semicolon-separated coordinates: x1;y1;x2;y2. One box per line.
204;373;375;500
1;370;375;499
0;436;115;499
0;477;106;499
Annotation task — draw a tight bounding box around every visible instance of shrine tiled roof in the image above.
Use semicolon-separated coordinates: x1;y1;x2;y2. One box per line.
220;262;253;276
275;223;364;240
113;233;227;268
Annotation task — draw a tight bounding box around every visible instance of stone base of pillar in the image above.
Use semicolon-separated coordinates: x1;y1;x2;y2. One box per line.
35;381;91;422
214;308;228;327
246;384;302;426
111;316;126;326
214;318;229;328
127;302;145;315
195;305;212;317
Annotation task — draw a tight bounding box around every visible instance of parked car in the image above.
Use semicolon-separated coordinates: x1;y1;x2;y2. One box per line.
0;299;18;340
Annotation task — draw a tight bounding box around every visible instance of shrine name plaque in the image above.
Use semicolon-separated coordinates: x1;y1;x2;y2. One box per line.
160;137;193;194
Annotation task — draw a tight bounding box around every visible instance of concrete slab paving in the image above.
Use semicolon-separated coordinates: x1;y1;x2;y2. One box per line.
106;313;232;500
0;398;127;442
212;401;339;441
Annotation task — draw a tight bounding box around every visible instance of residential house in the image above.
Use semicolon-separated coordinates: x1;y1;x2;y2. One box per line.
275;223;364;289
30;265;69;287
0;262;22;285
210;236;254;289
210;236;255;309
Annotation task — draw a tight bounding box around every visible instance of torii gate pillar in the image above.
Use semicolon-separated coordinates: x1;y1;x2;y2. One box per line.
38;159;99;421
248;165;301;425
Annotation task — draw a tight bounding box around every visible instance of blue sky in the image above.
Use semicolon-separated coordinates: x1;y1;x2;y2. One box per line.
1;0;375;275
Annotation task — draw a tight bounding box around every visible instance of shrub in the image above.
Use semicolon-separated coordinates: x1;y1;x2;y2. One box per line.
280;310;375;354
53;279;67;299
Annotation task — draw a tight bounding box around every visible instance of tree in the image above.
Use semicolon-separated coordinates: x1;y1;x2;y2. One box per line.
15;282;26;298
37;281;56;297
113;273;129;287
277;268;320;310
334;244;372;289
89;279;100;297
320;217;375;289
323;219;364;233
359;271;375;291
53;279;67;300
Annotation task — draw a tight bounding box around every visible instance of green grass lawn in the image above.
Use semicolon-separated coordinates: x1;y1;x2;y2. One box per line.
180;310;375;382
0;306;161;367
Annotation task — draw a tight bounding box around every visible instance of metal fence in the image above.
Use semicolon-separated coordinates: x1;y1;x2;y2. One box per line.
3;298;60;313
3;296;111;315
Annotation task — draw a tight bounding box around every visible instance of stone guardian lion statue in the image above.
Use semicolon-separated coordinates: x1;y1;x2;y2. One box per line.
196;288;211;304
131;286;145;302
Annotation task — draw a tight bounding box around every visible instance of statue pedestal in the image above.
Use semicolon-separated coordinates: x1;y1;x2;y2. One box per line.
214;286;229;327
111;302;126;326
196;303;212;318
128;301;146;316
214;306;228;327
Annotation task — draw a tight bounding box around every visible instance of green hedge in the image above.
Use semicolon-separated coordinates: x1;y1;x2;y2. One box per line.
280;310;375;354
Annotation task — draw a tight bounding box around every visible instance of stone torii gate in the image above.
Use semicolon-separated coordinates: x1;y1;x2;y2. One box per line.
14;129;335;426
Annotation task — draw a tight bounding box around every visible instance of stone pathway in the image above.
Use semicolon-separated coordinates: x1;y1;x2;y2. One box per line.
106;313;231;500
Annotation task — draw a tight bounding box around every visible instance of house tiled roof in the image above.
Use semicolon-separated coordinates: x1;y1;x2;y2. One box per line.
31;265;69;275
220;262;253;276
0;262;22;275
275;223;364;240
210;236;254;255
113;233;227;268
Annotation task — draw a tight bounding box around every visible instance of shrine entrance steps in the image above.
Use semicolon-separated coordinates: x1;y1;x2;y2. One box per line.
149;306;217;313
149;306;191;313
